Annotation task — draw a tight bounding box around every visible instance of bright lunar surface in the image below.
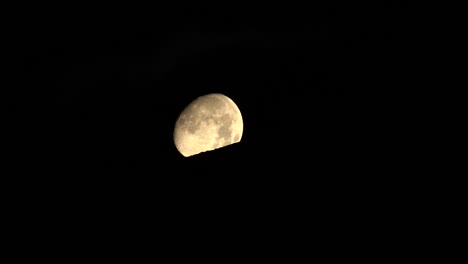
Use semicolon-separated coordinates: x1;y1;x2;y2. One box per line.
174;93;244;157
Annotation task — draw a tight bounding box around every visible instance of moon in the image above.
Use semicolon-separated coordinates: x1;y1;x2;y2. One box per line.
174;93;244;157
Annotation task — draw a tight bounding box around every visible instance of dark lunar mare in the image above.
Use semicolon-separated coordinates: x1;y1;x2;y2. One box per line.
181;94;228;135
215;113;234;142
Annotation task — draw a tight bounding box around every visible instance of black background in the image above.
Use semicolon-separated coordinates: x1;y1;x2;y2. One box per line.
11;2;410;250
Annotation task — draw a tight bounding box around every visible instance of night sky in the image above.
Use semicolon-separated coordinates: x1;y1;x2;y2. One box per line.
14;3;408;222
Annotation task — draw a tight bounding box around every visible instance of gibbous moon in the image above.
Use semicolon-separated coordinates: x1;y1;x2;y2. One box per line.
174;93;243;157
